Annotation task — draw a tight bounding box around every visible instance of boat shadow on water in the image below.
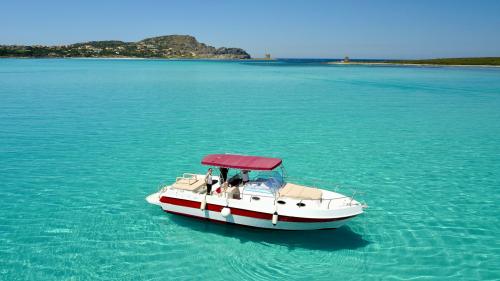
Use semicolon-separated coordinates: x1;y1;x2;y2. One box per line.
167;214;370;251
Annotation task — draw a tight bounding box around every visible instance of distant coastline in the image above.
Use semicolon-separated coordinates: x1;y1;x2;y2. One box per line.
327;57;500;67
0;35;251;59
0;56;255;61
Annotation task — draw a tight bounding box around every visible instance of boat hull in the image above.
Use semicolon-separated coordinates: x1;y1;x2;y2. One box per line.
158;196;359;230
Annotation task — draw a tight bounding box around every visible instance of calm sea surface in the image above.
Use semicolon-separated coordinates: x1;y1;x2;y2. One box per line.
1;59;499;280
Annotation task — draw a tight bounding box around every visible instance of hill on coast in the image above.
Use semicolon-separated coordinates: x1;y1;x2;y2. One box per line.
0;35;251;59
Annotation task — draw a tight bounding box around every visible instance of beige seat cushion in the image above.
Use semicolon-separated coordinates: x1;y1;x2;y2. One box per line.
279;183;322;200
172;174;206;192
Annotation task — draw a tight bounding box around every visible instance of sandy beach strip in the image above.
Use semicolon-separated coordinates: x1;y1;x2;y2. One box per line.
326;61;500;68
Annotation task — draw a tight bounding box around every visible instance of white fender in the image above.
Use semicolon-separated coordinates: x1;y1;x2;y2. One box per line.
200;196;207;210
221;207;231;217
272;212;278;225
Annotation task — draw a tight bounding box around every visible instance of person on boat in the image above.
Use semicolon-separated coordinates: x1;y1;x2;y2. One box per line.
242;170;250;185
205;168;218;195
219;167;228;183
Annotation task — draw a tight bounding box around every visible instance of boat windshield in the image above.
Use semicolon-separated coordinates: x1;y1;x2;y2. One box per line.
242;170;285;196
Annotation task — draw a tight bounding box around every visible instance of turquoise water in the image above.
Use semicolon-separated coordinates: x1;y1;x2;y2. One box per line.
1;59;499;280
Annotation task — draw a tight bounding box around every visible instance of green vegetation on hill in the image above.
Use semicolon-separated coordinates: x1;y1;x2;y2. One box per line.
0;35;251;59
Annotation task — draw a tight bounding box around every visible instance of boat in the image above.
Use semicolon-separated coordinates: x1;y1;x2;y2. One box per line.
146;154;366;230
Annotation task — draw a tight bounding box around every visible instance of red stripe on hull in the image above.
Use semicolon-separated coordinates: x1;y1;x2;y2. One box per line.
160;196;356;223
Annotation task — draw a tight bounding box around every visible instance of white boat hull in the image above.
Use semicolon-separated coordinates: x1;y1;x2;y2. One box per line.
148;190;363;230
163;202;356;230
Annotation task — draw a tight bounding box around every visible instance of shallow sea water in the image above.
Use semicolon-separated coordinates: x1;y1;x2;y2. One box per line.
1;59;499;280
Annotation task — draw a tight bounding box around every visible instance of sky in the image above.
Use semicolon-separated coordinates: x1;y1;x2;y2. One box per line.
1;0;500;59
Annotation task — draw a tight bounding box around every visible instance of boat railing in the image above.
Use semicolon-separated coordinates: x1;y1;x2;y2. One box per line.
174;173;198;185
280;177;366;208
157;175;367;209
233;183;364;209
215;186;363;210
157;181;169;193
285;176;344;192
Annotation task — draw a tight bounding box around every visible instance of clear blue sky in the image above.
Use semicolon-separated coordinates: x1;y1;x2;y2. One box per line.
1;0;500;59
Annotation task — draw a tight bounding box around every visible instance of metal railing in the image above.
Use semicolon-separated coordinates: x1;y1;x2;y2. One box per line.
175;173;198;184
235;181;364;209
155;175;367;209
284;176;367;207
156;181;169;194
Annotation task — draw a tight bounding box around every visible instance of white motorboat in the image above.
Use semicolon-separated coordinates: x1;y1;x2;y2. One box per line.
146;154;366;230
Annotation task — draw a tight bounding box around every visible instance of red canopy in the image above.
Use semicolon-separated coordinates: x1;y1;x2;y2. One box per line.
201;154;282;171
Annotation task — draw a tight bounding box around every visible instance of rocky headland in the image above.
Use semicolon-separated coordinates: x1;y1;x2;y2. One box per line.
0;35;251;59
